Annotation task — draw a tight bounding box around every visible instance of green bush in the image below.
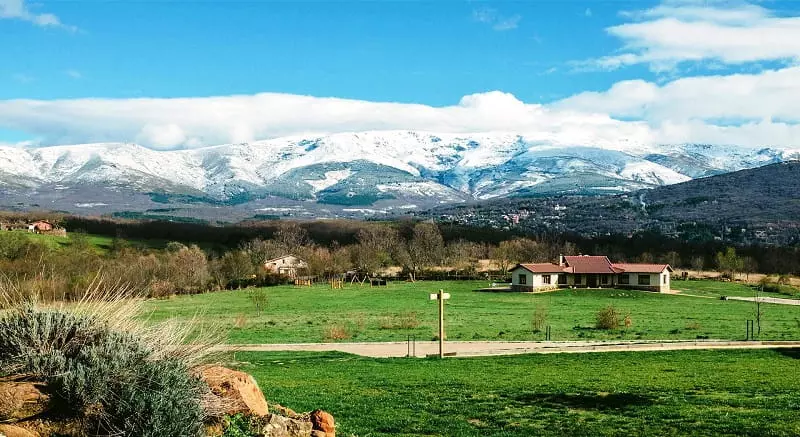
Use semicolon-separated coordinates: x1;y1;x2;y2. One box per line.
596;305;621;330
0;306;206;437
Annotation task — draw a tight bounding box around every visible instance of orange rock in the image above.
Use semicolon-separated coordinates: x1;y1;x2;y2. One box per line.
310;410;335;436
0;424;39;437
0;382;50;422
199;366;269;417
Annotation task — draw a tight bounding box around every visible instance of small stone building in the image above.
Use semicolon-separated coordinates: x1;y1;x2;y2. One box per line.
264;255;308;278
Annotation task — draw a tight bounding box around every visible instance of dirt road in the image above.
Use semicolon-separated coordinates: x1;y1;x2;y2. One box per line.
223;340;800;358
725;296;800;305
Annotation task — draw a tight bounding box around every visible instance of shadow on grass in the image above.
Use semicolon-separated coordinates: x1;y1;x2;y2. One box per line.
510;392;655;411
775;348;800;359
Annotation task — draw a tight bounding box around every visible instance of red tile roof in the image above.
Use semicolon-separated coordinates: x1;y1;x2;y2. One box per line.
563;256;616;274
512;263;565;274
612;263;673;273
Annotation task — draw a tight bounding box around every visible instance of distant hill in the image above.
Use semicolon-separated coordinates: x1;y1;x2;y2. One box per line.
424;161;800;246
0;132;798;221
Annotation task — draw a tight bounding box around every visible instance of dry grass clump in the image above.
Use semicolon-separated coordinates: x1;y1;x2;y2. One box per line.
322;323;352;341
379;312;420;330
685;321;702;330
0;277;223;437
234;313;249;329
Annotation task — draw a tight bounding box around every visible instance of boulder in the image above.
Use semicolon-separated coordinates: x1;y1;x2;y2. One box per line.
0;424;39;437
252;413;313;437
200;366;269;417
310;410;335;436
271;404;300;419
0;382;50;422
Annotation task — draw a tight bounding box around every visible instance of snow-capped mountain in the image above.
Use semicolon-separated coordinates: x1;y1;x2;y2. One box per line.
0;131;798;212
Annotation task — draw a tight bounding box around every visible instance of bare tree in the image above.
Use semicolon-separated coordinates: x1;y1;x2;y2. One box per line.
273;222;309;254
690;256;705;273
406;222;445;279
353;226;399;274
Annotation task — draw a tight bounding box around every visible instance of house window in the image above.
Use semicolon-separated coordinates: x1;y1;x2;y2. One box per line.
663;274;667;284
619;274;630;285
542;275;551;285
574;274;582;284
519;274;527;285
557;275;567;285
638;275;651;286
601;274;609;285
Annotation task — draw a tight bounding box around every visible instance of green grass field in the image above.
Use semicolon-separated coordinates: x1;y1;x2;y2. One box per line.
144;280;800;344
234;349;800;436
675;279;800;299
19;231;168;253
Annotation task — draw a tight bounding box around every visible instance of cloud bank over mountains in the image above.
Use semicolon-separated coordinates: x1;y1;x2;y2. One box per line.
1;0;798;150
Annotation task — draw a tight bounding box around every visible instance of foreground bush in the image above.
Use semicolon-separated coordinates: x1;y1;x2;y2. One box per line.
0;289;217;437
596;305;621;330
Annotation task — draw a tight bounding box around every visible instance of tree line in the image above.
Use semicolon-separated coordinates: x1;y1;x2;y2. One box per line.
1;214;798;302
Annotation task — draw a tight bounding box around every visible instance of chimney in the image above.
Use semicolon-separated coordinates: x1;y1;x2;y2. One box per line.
559;254;565;266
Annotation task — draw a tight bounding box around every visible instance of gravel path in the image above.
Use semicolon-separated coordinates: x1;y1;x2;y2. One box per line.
223;340;800;358
725;296;800;305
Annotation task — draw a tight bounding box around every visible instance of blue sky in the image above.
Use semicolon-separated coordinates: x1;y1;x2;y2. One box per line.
2;0;800;149
1;0;648;103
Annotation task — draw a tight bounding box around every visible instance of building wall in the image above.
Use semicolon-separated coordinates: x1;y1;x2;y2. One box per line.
616;271;670;292
511;270;560;291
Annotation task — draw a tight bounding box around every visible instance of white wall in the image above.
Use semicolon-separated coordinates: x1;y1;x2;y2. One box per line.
511;270;559;288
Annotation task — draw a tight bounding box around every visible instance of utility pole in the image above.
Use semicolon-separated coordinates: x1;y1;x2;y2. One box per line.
429;289;450;358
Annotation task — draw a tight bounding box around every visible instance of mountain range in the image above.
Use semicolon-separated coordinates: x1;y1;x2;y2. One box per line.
0;131;798;220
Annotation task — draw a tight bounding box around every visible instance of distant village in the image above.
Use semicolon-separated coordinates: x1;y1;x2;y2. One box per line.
0;219;68;237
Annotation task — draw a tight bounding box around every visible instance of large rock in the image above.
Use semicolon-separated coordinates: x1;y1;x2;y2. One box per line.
0;382;50;422
252;414;313;437
310;410;335;437
0;424;39;437
200;366;270;417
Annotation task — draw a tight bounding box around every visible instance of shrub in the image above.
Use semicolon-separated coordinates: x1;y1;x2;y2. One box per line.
322;323;352;341
249;289;269;314
0;286;218;437
531;306;548;333
222;414;255;437
596;305;622;330
623;314;633;328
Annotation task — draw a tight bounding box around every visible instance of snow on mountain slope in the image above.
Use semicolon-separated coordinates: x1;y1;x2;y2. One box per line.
0;131;795;206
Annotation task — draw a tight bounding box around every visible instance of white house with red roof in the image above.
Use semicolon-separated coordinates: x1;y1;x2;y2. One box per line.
510;255;672;293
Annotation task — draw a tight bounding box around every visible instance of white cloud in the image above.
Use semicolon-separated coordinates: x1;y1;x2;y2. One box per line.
0;91;656;150
0;0;76;31
472;7;521;31
2;71;799;151
65;69;82;79
581;1;800;71
556;66;800;124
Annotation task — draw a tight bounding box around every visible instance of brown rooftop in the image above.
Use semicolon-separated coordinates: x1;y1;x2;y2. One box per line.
513;263;565;274
563;256;616;274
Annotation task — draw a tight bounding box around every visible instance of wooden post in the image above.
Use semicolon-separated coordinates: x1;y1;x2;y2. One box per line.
429;289;450;358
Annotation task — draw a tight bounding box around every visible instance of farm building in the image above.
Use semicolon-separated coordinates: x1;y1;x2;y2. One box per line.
264;254;308;278
510;255;672;293
28;221;54;233
25;220;67;236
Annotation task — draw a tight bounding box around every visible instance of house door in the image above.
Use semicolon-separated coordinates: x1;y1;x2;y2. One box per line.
587;274;598;288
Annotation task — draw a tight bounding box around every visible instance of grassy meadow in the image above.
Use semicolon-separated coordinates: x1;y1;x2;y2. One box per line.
18;230;168;253
144;280;800;344
236;348;800;436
